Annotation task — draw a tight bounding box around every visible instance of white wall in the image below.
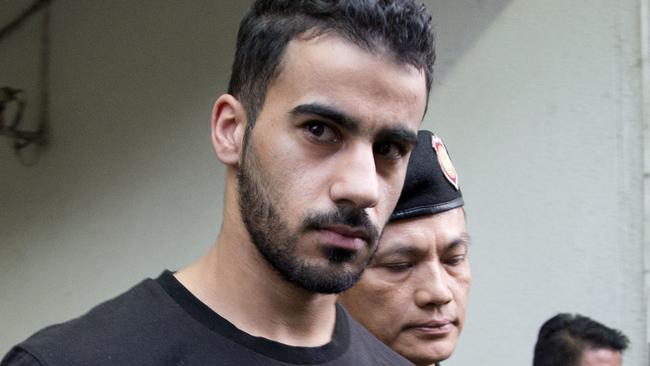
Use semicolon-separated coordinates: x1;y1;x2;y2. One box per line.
428;0;647;365
0;0;249;352
1;1;646;365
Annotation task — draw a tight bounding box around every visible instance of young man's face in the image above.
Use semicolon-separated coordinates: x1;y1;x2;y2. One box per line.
238;34;427;294
339;208;471;365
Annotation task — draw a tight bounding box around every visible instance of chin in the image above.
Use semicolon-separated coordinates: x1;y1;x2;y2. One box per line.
403;341;456;366
410;354;450;366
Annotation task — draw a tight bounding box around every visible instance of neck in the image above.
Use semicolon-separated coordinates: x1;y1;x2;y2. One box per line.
175;173;338;347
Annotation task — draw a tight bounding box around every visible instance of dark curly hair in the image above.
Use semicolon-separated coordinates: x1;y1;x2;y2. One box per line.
227;0;435;124
533;313;629;366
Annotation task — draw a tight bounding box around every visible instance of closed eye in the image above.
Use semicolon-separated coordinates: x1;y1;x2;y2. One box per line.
444;255;466;266
442;238;469;267
381;262;413;273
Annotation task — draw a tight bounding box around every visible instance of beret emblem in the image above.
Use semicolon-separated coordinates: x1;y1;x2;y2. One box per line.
431;134;459;190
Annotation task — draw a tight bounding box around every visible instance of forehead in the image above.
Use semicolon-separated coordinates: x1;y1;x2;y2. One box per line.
378;209;467;253
580;348;622;366
264;33;427;132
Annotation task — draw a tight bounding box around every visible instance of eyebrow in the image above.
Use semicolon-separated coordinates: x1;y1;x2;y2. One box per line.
290;102;418;146
375;127;419;149
451;233;471;247
441;233;471;250
381;233;471;257
380;245;424;258
291;103;361;133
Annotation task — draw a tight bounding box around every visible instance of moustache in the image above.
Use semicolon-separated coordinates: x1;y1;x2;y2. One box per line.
302;206;380;245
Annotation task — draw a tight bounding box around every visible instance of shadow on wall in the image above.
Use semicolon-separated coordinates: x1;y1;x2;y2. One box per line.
428;0;513;85
0;1;248;249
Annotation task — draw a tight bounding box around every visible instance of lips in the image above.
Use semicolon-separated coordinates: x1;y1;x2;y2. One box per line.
316;225;369;251
407;319;456;336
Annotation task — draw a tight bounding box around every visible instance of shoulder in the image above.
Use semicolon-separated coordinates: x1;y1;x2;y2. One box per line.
1;348;42;366
338;305;414;365
28;277;166;340
7;278;184;365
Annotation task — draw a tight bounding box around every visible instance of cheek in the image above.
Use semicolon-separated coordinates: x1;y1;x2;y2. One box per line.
377;176;406;220
257;152;322;211
341;280;410;345
453;276;472;329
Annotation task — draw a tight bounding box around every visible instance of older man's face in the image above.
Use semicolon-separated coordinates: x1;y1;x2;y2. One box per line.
340;208;471;365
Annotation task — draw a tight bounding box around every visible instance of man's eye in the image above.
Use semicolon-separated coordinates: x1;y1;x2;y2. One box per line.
304;121;339;143
374;142;405;160
382;263;413;273
445;255;466;266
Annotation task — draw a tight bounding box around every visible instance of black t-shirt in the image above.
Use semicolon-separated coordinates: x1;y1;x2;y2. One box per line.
1;271;413;365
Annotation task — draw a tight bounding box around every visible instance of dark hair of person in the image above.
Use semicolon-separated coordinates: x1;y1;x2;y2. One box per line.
533;313;630;366
227;0;435;124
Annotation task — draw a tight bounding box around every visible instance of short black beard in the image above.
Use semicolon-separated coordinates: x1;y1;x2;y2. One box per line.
236;129;379;294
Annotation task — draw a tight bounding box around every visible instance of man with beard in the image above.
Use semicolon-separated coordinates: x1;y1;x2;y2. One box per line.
340;130;471;366
1;1;433;365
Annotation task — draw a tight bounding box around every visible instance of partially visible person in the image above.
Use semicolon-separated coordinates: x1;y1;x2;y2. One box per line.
533;313;630;366
339;130;471;366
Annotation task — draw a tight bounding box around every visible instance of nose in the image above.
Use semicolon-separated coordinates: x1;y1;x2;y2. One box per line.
414;263;453;308
329;143;380;209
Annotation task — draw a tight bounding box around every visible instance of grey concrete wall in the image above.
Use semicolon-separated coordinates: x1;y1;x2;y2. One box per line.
0;0;248;353
428;0;647;364
642;0;650;354
1;1;647;365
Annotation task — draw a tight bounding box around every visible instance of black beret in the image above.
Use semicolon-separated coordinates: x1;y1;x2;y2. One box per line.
390;130;463;221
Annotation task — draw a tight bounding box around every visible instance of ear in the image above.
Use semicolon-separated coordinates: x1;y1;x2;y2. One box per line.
211;94;247;166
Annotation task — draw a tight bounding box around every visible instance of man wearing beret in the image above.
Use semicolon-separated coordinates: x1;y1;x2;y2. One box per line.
340;130;471;366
